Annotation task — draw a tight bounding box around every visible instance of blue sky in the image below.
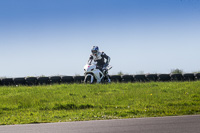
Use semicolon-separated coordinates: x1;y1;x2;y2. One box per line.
0;0;200;77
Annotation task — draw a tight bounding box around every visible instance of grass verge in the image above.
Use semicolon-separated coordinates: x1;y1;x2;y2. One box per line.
0;81;200;125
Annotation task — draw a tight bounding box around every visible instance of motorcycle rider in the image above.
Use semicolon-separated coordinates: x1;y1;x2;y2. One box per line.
88;46;111;82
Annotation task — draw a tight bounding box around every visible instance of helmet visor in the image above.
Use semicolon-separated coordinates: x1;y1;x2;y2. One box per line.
91;50;97;54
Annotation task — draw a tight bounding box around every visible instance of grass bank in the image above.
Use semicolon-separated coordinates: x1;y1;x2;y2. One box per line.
0;81;200;125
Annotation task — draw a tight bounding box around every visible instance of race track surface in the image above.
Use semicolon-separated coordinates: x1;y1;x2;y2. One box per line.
0;115;200;133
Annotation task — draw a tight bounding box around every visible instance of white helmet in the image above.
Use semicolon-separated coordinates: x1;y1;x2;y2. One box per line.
91;46;99;56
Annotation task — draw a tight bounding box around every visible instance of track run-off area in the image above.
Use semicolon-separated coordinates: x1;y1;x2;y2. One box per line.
0;115;200;133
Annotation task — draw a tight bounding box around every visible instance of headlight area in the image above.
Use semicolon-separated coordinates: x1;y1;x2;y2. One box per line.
84;68;94;72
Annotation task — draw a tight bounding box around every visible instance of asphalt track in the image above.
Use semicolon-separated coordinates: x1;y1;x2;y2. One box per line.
0;115;200;133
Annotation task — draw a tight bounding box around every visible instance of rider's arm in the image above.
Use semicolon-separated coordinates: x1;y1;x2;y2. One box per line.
88;55;93;65
102;52;111;66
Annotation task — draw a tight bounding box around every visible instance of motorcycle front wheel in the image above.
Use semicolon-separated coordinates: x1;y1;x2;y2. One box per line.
84;74;94;84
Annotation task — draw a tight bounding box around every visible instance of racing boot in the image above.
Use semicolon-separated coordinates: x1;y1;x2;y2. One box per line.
105;73;111;83
107;77;111;83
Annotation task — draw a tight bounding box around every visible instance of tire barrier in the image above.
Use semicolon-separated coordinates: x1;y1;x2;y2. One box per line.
157;74;171;81
26;77;38;85
145;74;158;81
121;75;134;82
73;76;85;83
1;73;200;86
61;76;74;83
195;73;200;80
37;77;50;85
170;74;184;81
134;75;147;82
13;77;26;85
49;76;61;84
110;75;122;82
1;78;14;86
183;73;195;81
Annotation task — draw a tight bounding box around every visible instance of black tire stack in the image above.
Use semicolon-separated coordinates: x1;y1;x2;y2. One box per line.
61;76;74;83
13;77;26;85
145;74;158;82
37;77;50;85
170;74;184;81
73;76;85;83
49;76;61;84
26;77;38;85
1;78;14;86
183;73;195;81
133;75;147;82
157;74;171;81
121;75;134;83
195;73;200;80
110;75;122;82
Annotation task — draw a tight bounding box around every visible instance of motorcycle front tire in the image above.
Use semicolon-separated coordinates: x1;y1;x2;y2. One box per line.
84;74;95;84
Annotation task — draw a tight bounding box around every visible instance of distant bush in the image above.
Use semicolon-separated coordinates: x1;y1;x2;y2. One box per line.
117;71;124;76
193;71;200;74
171;69;183;74
136;71;144;74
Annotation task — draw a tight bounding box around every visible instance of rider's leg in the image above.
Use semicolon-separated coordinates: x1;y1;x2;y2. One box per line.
104;70;111;83
97;65;111;83
96;65;103;73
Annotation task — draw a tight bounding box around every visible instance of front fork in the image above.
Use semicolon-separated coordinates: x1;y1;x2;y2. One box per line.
84;74;94;83
85;71;105;83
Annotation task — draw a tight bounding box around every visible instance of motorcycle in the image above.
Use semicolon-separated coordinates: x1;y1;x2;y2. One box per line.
83;63;112;83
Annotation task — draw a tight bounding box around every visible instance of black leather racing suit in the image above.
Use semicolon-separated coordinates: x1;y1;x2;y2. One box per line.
88;52;110;71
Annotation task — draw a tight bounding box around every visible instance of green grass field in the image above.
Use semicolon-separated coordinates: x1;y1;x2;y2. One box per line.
0;81;200;125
